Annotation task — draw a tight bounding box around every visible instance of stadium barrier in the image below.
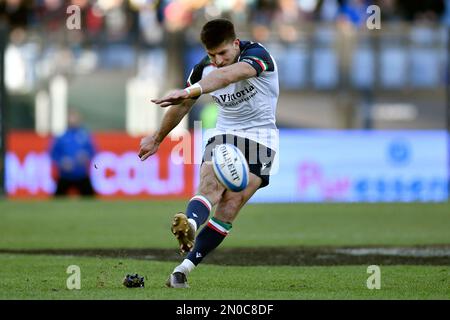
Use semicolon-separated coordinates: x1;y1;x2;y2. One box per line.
6;130;448;202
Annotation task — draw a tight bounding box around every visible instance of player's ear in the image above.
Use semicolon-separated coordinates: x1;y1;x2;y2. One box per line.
233;39;240;49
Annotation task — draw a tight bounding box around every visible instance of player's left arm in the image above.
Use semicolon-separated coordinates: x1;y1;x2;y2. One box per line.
151;62;256;107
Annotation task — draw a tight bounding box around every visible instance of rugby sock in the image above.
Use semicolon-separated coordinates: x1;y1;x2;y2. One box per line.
186;194;212;232
187;217;232;266
173;259;196;276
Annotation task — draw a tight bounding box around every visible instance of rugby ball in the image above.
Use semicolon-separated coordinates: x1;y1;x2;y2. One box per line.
212;144;249;192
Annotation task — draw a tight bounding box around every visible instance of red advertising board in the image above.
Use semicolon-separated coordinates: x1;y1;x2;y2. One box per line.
6;131;197;199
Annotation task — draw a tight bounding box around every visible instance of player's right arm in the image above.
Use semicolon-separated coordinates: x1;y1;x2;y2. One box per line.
138;98;196;161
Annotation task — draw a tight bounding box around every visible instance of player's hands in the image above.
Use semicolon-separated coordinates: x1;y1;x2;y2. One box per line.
139;134;160;161
151;89;189;108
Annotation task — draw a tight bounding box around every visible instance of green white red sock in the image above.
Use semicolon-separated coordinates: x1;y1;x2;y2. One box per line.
186;217;232;266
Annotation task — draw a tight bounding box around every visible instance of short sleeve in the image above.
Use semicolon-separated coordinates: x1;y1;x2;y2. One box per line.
239;45;275;77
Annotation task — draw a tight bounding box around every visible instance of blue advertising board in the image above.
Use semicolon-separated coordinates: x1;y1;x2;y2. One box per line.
250;130;448;202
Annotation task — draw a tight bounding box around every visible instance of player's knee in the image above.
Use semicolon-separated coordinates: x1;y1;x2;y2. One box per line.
220;194;244;216
215;210;234;223
198;175;224;205
215;201;240;223
199;174;219;193
231;193;245;207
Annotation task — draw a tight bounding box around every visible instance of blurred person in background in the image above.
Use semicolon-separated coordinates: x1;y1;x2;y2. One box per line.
444;0;450;25
0;0;30;29
396;0;445;22
337;0;373;27
36;0;66;33
68;0;104;46
49;108;97;197
249;0;278;42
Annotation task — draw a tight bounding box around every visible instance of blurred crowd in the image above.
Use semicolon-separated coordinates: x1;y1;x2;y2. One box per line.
1;0;448;132
1;0;448;100
0;0;448;47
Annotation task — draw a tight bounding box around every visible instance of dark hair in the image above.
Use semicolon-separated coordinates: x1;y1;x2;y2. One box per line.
200;19;236;49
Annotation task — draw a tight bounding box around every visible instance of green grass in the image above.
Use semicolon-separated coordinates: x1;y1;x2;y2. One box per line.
0;200;449;249
0;254;448;299
0;200;449;300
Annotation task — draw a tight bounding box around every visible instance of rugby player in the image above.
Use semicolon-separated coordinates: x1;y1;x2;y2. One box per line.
138;18;279;288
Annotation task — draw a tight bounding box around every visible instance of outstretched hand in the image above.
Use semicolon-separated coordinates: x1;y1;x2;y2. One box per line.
151;89;189;108
138;135;160;161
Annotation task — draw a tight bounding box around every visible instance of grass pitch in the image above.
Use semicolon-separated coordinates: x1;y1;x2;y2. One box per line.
0;200;449;299
0;254;448;300
1;200;449;249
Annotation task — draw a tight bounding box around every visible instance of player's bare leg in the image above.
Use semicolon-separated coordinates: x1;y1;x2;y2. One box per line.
213;173;262;223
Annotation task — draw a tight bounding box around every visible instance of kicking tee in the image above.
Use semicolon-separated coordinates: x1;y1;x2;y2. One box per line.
187;40;279;151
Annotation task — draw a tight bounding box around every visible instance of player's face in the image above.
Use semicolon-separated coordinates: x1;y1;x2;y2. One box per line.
206;39;240;68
